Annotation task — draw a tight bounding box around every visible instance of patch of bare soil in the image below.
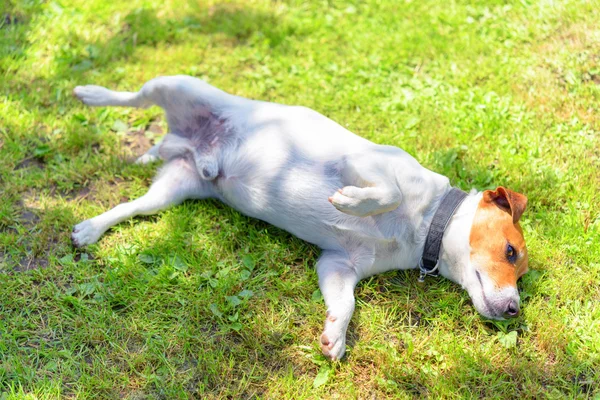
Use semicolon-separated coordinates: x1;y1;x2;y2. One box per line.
123;129;152;158
61;185;93;202
14;157;45;170
13;257;49;272
122;122;164;160
20;208;40;226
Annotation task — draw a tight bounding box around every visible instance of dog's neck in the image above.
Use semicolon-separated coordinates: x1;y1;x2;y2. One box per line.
417;188;468;281
436;192;482;286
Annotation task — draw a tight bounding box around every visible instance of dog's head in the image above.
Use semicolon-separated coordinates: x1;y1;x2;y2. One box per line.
440;187;528;319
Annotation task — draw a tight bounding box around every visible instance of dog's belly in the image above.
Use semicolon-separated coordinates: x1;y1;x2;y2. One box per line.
214;151;346;250
196;102;440;273
208;106;376;250
213;157;426;273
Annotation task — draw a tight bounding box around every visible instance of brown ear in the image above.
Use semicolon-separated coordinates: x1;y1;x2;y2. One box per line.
483;186;528;224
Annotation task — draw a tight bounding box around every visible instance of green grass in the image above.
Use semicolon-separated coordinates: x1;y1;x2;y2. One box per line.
1;0;600;398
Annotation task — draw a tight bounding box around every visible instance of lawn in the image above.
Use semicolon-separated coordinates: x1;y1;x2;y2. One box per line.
1;0;599;398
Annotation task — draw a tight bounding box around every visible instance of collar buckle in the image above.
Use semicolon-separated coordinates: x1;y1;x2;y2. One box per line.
418;258;440;283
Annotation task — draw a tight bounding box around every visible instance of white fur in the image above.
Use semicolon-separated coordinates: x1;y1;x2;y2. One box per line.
72;75;514;360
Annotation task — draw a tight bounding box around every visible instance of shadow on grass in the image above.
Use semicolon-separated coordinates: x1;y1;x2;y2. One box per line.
0;4;37;71
5;2;300;87
1;0;302;146
384;347;598;398
51;4;298;80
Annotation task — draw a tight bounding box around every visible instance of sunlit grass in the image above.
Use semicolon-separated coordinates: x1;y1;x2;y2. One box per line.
1;0;599;398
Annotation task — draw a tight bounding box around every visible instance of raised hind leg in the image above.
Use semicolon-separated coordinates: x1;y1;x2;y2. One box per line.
71;158;211;247
73;75;242;112
74;76;243;179
73;85;153;108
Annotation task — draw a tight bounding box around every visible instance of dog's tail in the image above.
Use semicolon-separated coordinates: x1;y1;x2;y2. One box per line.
158;134;218;180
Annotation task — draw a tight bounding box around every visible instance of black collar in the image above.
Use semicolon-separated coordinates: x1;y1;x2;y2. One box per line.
418;187;468;282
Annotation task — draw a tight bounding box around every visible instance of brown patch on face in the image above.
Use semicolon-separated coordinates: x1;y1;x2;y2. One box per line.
470;187;529;289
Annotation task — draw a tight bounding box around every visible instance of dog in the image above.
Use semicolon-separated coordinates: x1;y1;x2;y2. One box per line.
71;75;528;360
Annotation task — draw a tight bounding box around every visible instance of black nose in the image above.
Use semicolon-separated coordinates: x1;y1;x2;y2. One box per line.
504;300;520;318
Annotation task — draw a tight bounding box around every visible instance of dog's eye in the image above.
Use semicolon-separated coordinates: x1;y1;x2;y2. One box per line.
506;244;517;264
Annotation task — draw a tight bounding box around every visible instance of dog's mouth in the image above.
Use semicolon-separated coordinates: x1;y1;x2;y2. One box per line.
474;270;505;319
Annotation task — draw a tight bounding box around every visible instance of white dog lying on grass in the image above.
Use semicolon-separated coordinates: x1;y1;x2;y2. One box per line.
71;75;529;360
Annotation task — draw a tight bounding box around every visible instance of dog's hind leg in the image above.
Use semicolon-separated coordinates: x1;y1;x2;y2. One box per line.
139;76;243;181
74;76;242;179
71;158;210;247
74;75;242;111
73;85;153;108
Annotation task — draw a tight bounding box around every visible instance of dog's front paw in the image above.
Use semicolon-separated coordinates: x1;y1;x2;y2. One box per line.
320;313;347;360
71;219;103;247
328;186;375;217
